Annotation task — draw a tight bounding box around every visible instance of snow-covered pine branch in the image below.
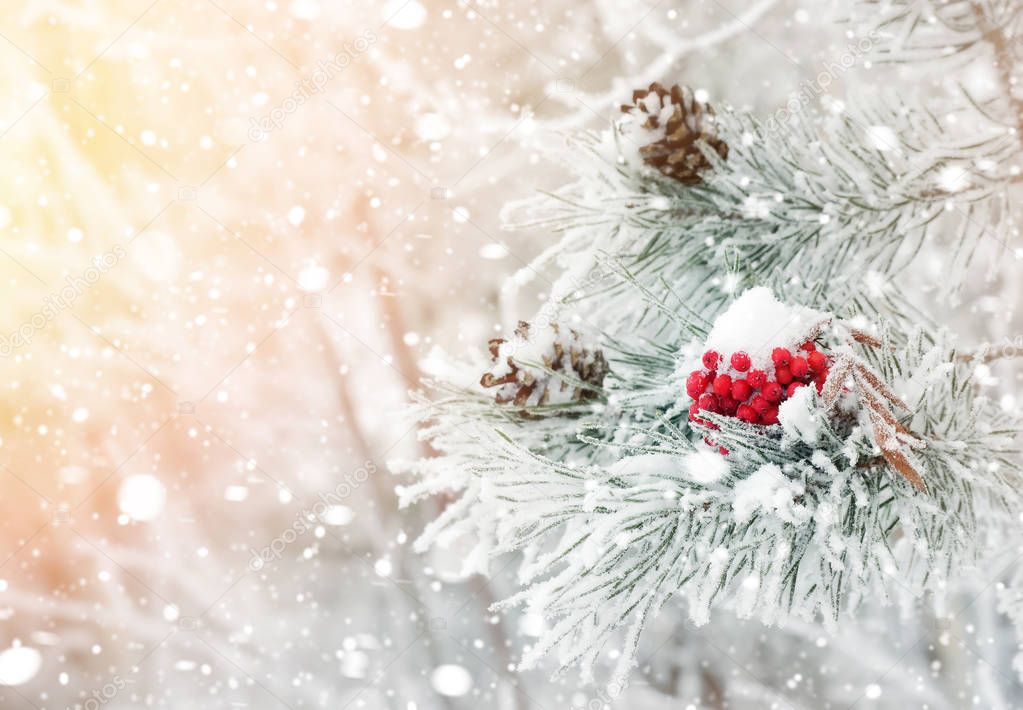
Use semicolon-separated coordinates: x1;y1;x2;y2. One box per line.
398;11;1023;692
848;0;1022;67
501;90;1017;335
397;282;1022;689
848;0;1023;142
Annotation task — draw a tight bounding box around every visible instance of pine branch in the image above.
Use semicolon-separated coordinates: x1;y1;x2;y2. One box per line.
399;10;1023;689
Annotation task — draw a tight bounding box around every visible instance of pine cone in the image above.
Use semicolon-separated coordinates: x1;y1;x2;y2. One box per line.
620;83;728;185
480;321;609;409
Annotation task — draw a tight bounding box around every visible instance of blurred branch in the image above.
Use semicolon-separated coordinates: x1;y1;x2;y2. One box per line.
541;0;781;130
314;317;459;710
970;1;1023;138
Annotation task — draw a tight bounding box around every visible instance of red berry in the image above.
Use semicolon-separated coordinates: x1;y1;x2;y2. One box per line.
814;372;830;394
730;379;752;401
712;374;732;397
772;347;792;367
719;446;729;455
718;395;739;415
686;370;706;398
807;351;827;372
749;394;769;414
688;345;828;425
697;393;718;411
790;356;809;378
736;404;758;423
730;351;751;372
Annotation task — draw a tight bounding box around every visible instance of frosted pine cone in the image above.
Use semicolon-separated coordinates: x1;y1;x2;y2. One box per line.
480;321;608;409
620;82;728;185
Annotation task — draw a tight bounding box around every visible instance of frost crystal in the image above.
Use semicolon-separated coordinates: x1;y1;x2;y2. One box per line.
778;386;823;445
733;464;811;526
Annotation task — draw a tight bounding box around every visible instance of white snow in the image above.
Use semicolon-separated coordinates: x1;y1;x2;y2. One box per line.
732;464;810;526
373;557;392;577
778;386;822;445
0;646;41;686
288;0;321;20
683;449;730;484
742;194;773;219
287;205;306;226
937;166;970;193
865;125;899;152
340;650;369;679
223;485;249;502
298;263;328;291
117;475;167;522
510;324;558;366
704;287;828;370
609;452;678;477
431;664;472;697
321;505;353;526
384;0;427;29
608;450;726;486
479;243;508;260
415;113;452;141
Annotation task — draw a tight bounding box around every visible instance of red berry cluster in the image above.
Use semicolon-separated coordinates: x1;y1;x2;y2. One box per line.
686;342;830;429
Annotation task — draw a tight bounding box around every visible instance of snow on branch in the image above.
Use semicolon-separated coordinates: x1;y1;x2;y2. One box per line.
501;91;1017;336
399;9;1023;690
847;0;1022;66
397;284;1022;689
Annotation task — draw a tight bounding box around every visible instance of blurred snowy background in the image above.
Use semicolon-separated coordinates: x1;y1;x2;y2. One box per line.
0;0;1019;708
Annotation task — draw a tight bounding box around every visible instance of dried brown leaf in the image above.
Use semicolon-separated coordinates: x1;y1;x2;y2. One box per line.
850;329;883;348
820;356;852;410
882;448;927;492
853;364;908;410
